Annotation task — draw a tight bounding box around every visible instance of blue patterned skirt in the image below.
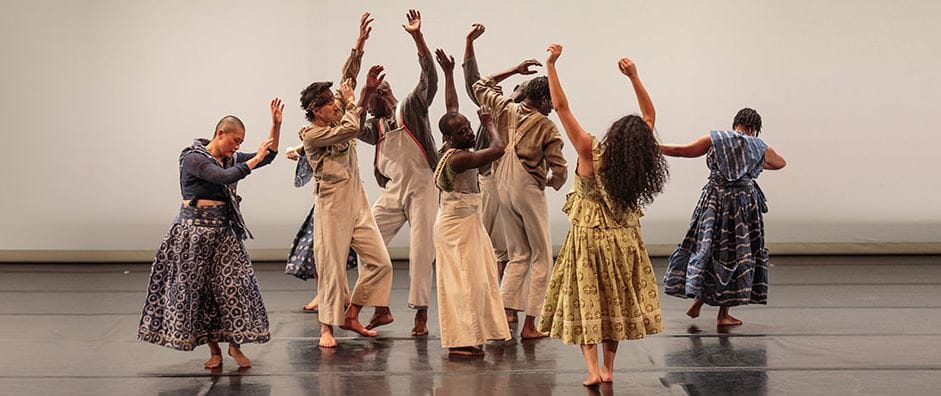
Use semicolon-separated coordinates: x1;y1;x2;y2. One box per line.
664;180;769;306
138;205;270;351
284;206;358;281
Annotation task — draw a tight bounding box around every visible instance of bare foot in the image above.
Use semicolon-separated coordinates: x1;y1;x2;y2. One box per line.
364;311;394;331
520;328;549;340
717;315;743;327
687;299;703;318
340;317;378;337
583;373;602;387
600;369;613;383
228;345;252;368
319;326;338;348
203;354;222;369
411;309;428;337
449;346;485;357
505;309;518;323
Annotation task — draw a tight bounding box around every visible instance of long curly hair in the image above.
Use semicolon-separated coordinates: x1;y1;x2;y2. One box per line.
600;115;669;211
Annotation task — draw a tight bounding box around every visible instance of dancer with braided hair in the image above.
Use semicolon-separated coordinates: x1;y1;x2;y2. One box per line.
660;108;787;327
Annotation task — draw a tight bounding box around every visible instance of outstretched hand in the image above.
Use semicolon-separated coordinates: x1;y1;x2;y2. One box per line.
618;57;638;78
477;105;493;126
515;59;542;75
546;44;562;64
339;78;355;103
358;12;374;43
403;9;422;35
270;98;284;125
435;49;455;72
366;65;386;89
467;23;485;41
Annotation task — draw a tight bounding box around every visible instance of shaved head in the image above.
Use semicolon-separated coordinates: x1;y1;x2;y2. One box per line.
214;115;245;136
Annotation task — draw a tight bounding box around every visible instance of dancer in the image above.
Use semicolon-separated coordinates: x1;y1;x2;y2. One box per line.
284;145;358;312
537;44;666;386
434;48;511;356
661;108;786;326
138;99;283;369
286;12;373;313
301;62;392;348
462;23;524;281
360;9;438;337
474;56;567;339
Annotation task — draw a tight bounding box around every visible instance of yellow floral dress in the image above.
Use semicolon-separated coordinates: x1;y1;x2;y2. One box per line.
538;137;663;345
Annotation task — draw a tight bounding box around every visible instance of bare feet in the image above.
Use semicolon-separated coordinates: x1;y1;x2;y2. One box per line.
583;373;602;387
448;346;485;357
227;344;252;368
203;354;223;369
302;295;319;312
411;309;428;337
364;309;394;331
717;314;743;327
505;309;518;323
599;369;613;383
340;317;378;337
520;315;548;339
687;299;703;319
319;325;338;348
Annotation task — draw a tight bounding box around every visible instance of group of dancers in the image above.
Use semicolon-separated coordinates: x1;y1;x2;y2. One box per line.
137;10;786;386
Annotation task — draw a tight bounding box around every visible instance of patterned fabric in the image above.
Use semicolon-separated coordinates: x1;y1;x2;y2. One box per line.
293;155;314;188
538;137;663;345
138;205;270;351
663;130;770;306
180;139;253;240
284;206;358;280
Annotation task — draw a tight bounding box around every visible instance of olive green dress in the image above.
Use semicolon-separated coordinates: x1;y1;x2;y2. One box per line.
538;137;663;345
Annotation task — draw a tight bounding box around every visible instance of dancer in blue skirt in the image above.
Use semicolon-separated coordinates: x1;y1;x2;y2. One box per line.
660;108;786;326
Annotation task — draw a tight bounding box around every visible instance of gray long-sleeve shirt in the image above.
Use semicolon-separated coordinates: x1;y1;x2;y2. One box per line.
360;53;439;188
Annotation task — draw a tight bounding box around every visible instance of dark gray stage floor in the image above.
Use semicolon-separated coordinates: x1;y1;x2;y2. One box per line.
1;256;940;395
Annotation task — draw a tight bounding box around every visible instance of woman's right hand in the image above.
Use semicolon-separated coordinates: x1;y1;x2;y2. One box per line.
618;57;638;78
285;149;300;161
255;138;275;159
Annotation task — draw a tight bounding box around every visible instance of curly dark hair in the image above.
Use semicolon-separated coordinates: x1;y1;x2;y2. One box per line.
600;115;669;211
733;107;762;136
299;81;334;122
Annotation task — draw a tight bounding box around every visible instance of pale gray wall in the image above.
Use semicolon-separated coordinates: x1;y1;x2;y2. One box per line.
1;0;940;256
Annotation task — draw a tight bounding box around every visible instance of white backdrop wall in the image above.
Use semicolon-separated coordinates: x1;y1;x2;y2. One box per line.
1;0;940;257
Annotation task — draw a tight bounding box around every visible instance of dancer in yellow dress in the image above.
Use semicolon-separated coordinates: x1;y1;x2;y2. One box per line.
537;44;668;386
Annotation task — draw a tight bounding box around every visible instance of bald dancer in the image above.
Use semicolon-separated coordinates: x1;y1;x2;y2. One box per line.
358;9;439;337
474;60;568;339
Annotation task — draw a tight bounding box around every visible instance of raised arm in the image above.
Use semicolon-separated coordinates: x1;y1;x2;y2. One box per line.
303;70;383;148
619;58;655;130
448;106;506;173
659;134;712;158
403;9;438;107
763;146;787;170
487;59;541;84
545;44;593;170
463;23;485;106
435;49;458;113
267;97;283;152
341;12;373;90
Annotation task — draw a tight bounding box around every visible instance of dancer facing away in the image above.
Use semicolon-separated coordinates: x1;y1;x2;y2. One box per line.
301;64;392;348
433;48;512;357
138;99;283;369
538;44;667;386
359;9;439;337
474;56;568;339
285;12;373;313
660;108;786;326
462;22;528;281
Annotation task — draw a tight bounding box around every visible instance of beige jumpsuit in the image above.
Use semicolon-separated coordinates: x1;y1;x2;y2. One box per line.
366;53;439;310
302;105;394;327
434;149;511;348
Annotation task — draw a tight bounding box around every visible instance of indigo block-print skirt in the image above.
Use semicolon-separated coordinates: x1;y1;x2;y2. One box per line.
138;205;270;351
285;206;358;281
